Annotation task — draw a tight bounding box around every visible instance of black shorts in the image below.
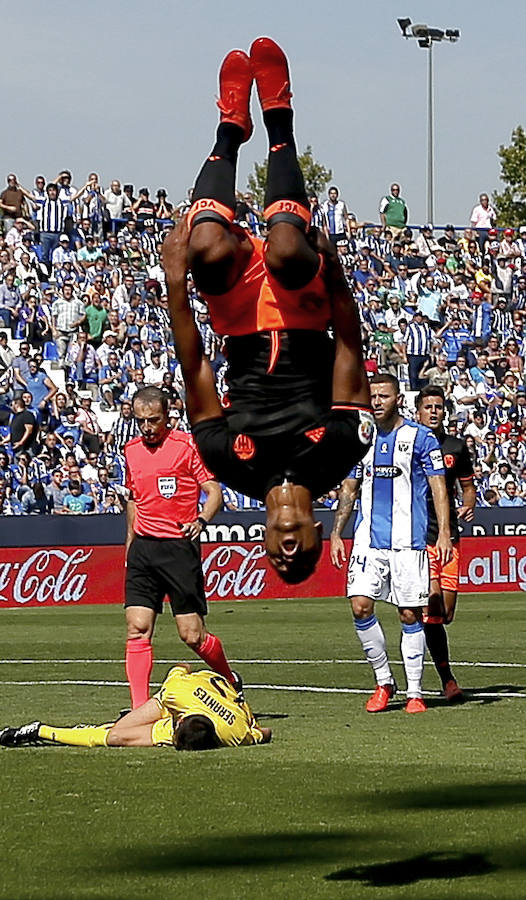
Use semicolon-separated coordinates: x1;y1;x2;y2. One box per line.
223;329;333;437
125;535;207;617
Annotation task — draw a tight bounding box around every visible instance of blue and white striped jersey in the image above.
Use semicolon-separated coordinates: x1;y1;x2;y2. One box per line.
403;320;432;356
352;420;445;550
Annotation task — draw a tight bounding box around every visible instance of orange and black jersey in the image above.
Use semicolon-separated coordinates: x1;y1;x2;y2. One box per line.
192;330;372;502
426;432;474;545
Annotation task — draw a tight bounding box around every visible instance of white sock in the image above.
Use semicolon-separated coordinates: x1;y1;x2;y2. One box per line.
401;621;426;698
354;614;393;685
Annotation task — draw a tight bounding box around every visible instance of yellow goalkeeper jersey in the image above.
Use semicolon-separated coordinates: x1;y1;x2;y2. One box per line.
151;666;265;748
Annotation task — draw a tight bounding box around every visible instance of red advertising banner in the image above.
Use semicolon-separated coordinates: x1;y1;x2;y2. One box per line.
0;546;125;608
458;536;526;593
0;538;524;609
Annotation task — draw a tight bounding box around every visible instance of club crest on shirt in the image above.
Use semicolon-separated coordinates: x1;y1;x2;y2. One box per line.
397;441;410;453
443;453;456;468
358;412;374;445
233;433;256;461
158;476;177;498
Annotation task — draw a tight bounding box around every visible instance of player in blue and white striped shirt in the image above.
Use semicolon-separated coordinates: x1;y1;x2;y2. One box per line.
330;373;452;713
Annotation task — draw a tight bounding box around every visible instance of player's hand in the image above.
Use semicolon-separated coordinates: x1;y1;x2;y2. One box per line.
436;533;453;565
330;534;346;569
162;216;189;282
180;519;203;540
457;505;475;522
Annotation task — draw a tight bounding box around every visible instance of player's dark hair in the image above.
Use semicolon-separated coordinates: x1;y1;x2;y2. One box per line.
132;386;169;414
175;715;220;752
415;385;445;408
369;372;400;393
274;531;323;585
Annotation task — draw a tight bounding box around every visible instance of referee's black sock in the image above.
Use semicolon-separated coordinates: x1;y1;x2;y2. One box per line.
424;621;453;686
190;123;243;227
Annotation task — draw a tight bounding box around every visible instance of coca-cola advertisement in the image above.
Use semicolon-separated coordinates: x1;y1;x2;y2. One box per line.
0;547;125;608
0;538;525;608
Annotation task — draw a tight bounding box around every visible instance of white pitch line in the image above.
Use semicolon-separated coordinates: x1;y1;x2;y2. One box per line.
1;679;526;699
1;658;526;669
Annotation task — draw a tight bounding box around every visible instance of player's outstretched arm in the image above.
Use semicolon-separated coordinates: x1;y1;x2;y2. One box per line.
428;475;453;564
324;250;371;406
330;477;360;568
163;218;222;425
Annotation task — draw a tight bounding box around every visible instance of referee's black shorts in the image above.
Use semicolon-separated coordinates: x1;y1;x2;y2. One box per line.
125;535;207;617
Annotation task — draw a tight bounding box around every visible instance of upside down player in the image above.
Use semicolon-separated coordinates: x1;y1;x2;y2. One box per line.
162;37;372;583
0;664;271;751
416;385;475;701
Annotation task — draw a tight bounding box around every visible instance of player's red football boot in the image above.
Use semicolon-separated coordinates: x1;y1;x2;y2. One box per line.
443;679;464;703
216;49;253;141
250;37;293;111
405;697;427;714
365;682;395;713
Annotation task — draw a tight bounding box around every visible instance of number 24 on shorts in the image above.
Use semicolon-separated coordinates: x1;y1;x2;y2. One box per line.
350;553;367;572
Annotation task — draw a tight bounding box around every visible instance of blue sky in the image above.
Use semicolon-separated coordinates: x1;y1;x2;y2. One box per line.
4;0;526;226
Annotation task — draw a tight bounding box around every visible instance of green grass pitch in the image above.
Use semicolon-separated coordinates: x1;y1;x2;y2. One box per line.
1;594;526;900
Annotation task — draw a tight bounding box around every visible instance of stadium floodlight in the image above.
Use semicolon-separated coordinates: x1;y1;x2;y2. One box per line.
397;17;461;223
397;17;412;36
428;28;445;42
411;23;430;38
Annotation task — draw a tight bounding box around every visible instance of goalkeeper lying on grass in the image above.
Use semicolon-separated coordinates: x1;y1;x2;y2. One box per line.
0;664;271;751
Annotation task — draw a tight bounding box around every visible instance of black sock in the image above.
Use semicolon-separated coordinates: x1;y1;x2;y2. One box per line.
263;108;308;212
424;622;453;686
191;123;244;212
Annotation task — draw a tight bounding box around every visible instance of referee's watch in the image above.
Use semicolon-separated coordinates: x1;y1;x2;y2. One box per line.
197;516;208;529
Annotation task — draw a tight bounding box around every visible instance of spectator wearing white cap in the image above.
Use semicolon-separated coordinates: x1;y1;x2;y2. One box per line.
96;331;120;368
51;234;77;269
75;393;102;454
5;218;29;252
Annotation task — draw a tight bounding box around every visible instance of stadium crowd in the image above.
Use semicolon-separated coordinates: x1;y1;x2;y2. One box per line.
0;172;525;514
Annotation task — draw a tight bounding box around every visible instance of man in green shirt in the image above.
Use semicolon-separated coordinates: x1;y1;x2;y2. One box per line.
85;294;109;347
379;183;408;239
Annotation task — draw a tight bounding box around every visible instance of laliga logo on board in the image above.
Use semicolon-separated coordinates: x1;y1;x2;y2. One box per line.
202;544;267;599
0;549;92;605
459;545;526;590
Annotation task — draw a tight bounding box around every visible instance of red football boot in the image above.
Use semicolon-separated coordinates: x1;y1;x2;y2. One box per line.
216;49;253;141
250;37;293;111
443;679;464;703
365;682;396;713
405;697;427;714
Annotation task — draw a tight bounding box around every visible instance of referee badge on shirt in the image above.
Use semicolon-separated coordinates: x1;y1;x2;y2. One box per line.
158;476;177;498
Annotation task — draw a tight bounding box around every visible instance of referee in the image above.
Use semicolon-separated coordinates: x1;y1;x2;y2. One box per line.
124;386;238;708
